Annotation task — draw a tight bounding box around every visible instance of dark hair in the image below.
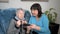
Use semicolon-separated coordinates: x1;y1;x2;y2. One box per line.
30;3;42;18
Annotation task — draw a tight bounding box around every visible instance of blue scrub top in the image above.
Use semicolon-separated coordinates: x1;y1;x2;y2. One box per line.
29;14;51;34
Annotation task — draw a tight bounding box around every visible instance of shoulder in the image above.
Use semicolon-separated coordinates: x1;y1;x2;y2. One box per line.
30;16;35;19
41;14;48;18
42;14;47;16
41;14;49;22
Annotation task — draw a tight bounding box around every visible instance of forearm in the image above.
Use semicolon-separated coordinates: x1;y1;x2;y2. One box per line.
34;26;40;31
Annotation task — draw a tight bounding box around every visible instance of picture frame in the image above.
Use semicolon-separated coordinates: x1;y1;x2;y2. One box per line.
0;0;8;3
21;0;48;2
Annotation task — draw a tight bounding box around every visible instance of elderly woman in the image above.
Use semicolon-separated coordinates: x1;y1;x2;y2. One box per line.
27;3;51;34
7;8;27;34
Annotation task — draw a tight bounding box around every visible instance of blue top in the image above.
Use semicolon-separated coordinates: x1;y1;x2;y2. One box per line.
29;14;50;34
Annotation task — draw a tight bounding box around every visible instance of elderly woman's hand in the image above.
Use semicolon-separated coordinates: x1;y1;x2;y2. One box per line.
16;20;27;27
22;20;27;24
16;20;21;27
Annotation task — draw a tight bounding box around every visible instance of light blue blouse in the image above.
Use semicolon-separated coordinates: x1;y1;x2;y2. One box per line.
29;14;51;34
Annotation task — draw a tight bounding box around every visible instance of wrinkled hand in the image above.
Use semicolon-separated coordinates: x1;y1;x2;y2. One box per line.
22;20;27;24
16;20;21;27
16;20;27;27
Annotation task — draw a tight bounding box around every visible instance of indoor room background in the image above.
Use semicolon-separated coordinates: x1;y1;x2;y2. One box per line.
0;0;60;34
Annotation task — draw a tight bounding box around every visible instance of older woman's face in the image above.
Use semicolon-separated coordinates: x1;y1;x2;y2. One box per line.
31;9;38;17
16;10;24;19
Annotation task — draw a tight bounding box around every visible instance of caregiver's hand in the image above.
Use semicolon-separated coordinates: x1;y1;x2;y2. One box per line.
27;24;40;34
27;24;37;34
26;24;35;34
27;24;36;30
30;24;40;30
30;24;36;29
27;26;31;34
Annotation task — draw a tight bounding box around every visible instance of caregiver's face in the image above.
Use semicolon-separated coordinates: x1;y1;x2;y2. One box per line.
31;9;38;16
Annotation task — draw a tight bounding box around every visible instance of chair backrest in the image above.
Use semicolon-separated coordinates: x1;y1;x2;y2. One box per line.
0;8;16;34
0;8;31;34
24;10;31;23
0;10;5;34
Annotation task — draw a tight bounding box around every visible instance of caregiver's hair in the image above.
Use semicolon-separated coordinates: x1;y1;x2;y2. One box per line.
30;3;42;18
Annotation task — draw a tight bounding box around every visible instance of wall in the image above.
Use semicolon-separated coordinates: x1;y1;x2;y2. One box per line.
0;0;60;34
0;0;60;24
